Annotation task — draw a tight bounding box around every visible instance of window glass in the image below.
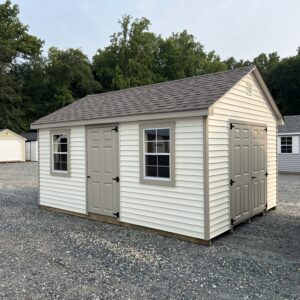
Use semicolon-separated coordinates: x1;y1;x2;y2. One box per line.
281;136;292;153
52;133;68;172
144;128;170;179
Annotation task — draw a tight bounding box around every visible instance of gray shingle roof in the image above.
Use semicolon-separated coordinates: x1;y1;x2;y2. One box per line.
32;66;254;126
278;115;300;133
20;132;37;141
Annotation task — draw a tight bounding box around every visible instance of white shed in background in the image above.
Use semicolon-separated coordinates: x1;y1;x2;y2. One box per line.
0;129;26;162
277;115;300;173
31;66;284;244
21;132;38;162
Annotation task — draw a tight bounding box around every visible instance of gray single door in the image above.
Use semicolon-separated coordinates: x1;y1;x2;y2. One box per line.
230;123;267;225
87;126;119;216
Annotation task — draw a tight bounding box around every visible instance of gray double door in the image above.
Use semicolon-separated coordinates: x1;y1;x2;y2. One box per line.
230;122;267;225
87;126;119;217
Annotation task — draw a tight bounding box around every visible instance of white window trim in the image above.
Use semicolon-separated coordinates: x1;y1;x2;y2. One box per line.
278;135;299;155
143;127;171;181
139;121;175;187
50;129;71;177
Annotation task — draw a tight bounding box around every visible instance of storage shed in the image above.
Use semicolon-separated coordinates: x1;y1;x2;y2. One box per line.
278;115;300;173
31;66;283;244
21;131;39;162
0;129;26;162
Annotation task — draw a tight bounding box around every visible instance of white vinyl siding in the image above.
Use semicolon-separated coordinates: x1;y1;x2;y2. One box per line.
39;127;86;214
207;73;278;239
278;134;300;172
119;118;204;239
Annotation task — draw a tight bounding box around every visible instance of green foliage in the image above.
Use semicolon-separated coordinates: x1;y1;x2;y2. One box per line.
0;2;299;132
266;55;300;115
93;15;160;90
0;0;43;132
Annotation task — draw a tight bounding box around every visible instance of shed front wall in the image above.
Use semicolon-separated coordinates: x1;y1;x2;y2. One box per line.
207;73;278;239
119;118;205;239
0;130;25;162
39;127;86;213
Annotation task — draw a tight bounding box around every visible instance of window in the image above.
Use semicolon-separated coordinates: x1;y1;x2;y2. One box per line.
281;136;292;153
144;128;170;179
140;122;175;186
51;130;70;176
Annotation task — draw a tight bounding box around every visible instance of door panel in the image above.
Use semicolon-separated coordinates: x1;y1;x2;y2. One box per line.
230;123;267;225
231;124;252;223
87;126;119;216
251;126;267;214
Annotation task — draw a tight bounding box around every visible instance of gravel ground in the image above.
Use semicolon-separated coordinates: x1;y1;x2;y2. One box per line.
0;162;299;299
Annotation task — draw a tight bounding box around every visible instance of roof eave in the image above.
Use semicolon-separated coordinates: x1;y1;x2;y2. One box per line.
30;109;208;129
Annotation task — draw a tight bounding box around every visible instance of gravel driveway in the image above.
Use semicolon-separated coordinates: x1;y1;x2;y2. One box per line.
0;162;299;299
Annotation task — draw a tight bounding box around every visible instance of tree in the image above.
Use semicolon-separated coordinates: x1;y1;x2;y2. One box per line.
93;15;160;91
266;55;300;115
18;48;102;124
0;0;43;131
45;47;101;110
158;30;206;80
253;52;280;76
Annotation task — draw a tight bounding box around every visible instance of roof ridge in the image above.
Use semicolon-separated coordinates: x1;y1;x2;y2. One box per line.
85;65;256;98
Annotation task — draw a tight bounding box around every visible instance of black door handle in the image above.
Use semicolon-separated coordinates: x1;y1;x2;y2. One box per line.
87;175;91;178
251;176;256;179
112;176;120;182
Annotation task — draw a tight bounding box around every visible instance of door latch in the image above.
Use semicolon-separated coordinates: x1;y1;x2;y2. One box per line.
251;176;256;179
230;179;235;186
265;172;268;177
230;123;235;130
112;176;120;182
113;212;119;218
87;175;91;178
112;126;118;132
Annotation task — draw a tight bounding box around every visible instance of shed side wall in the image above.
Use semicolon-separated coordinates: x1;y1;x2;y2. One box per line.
39;127;86;213
278;134;300;172
207;73;277;239
119;117;205;239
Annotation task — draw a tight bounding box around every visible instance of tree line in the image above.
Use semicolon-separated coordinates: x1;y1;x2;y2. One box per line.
1;0;299;132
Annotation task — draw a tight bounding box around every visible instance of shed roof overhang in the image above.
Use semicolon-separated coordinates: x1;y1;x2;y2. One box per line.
31;109;208;129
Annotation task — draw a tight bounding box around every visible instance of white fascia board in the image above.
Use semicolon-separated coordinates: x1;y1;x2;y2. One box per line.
278;132;300;136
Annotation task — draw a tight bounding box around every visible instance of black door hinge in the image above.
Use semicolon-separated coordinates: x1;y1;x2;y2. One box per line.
265;172;268;177
264;127;267;132
230;123;235;130
112;176;120;182
231;218;235;225
113;212;119;218
230;179;235;186
112;126;118;133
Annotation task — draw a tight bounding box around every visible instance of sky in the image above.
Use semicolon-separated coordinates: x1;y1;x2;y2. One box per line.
13;0;300;60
